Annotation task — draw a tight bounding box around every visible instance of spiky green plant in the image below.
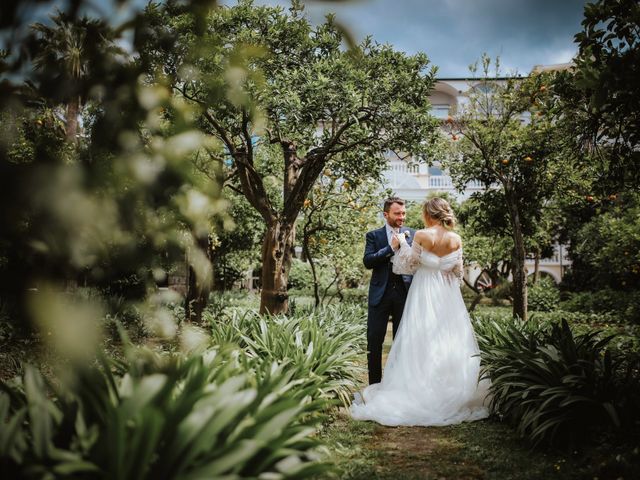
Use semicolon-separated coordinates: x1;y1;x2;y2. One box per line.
207;304;366;407
474;315;640;446
0;347;331;479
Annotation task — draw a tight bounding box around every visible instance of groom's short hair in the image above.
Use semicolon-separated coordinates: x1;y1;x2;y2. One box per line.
383;197;405;212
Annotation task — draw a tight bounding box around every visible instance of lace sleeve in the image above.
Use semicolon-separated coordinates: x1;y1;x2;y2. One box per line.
392;237;421;275
449;249;464;285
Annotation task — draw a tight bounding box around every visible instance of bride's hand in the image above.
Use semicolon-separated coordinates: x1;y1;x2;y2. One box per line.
391;234;400;251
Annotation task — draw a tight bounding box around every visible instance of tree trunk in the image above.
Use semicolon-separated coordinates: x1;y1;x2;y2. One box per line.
302;237;321;308
469;294;484;311
320;269;339;306
185;235;213;323
505;188;528;321
260;221;295;314
463;277;482;312
533;248;541;284
66;97;80;142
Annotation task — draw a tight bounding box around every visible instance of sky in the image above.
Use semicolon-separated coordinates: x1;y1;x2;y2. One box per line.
241;0;589;78
15;0;589;78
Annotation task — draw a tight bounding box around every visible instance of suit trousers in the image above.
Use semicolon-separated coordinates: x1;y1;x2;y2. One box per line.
367;281;407;385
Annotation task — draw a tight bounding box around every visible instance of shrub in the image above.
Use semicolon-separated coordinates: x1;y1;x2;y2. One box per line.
339;288;367;304
527;277;560;312
288;259;314;290
474;315;640;447
485;280;513;306
560;288;640;323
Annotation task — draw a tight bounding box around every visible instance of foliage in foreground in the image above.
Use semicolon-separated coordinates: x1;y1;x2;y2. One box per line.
0;350;327;479
474;313;640;447
0;302;367;478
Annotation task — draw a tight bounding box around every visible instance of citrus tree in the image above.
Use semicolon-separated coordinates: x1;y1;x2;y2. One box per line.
299;174;380;307
141;0;439;313
554;0;639;192
552;0;640;296
444;57;570;321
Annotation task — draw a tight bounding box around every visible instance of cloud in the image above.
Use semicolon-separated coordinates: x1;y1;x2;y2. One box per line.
224;0;588;76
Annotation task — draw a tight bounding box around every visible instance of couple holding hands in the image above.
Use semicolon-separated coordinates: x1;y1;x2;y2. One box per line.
350;197;490;427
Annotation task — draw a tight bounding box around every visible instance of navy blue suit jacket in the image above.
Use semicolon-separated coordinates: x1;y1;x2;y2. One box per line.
363;226;415;307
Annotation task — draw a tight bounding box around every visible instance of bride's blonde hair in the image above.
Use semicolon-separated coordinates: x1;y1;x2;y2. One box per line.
423;197;456;229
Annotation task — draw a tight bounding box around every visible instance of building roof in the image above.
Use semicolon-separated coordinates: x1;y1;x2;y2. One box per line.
530;62;574;73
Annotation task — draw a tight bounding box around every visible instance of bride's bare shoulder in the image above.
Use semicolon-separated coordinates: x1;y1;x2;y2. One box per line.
447;231;462;248
414;228;436;238
414;228;436;247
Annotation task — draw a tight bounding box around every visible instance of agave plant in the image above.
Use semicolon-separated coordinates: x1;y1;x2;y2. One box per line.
0;346;331;479
207;305;366;408
474;315;640;447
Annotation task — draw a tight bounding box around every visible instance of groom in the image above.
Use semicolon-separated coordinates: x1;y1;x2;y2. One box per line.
363;197;415;385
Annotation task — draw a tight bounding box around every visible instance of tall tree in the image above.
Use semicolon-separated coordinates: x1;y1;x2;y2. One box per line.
555;0;640;191
142;0;439;313
31;12;122;142
444;56;570;321
552;0;640;294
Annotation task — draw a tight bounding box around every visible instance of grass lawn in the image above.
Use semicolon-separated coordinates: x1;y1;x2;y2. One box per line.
319;409;640;479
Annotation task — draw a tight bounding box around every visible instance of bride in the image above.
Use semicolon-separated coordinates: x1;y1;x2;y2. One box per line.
351;197;490;426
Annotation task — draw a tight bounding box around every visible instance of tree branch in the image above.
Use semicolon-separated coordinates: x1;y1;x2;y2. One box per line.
233;148;275;223
241;108;254;161
326;135;377;156
324;112;371;153
202;109;236;156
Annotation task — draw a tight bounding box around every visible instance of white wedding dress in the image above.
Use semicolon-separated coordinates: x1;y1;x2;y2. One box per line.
350;234;491;426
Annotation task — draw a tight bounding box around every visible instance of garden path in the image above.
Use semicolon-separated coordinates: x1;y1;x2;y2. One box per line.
322;324;581;479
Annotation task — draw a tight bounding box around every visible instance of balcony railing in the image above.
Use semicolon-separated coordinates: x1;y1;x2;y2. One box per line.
427;176;484;190
388;162;420;174
384;162;487;192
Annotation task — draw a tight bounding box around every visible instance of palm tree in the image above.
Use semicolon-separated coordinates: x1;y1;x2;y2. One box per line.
31;12;120;142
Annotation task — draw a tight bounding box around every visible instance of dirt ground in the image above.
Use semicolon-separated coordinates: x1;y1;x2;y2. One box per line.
366;424;486;479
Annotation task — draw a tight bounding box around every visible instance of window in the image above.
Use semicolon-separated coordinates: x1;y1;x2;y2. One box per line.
472;82;496;94
431;104;451;119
